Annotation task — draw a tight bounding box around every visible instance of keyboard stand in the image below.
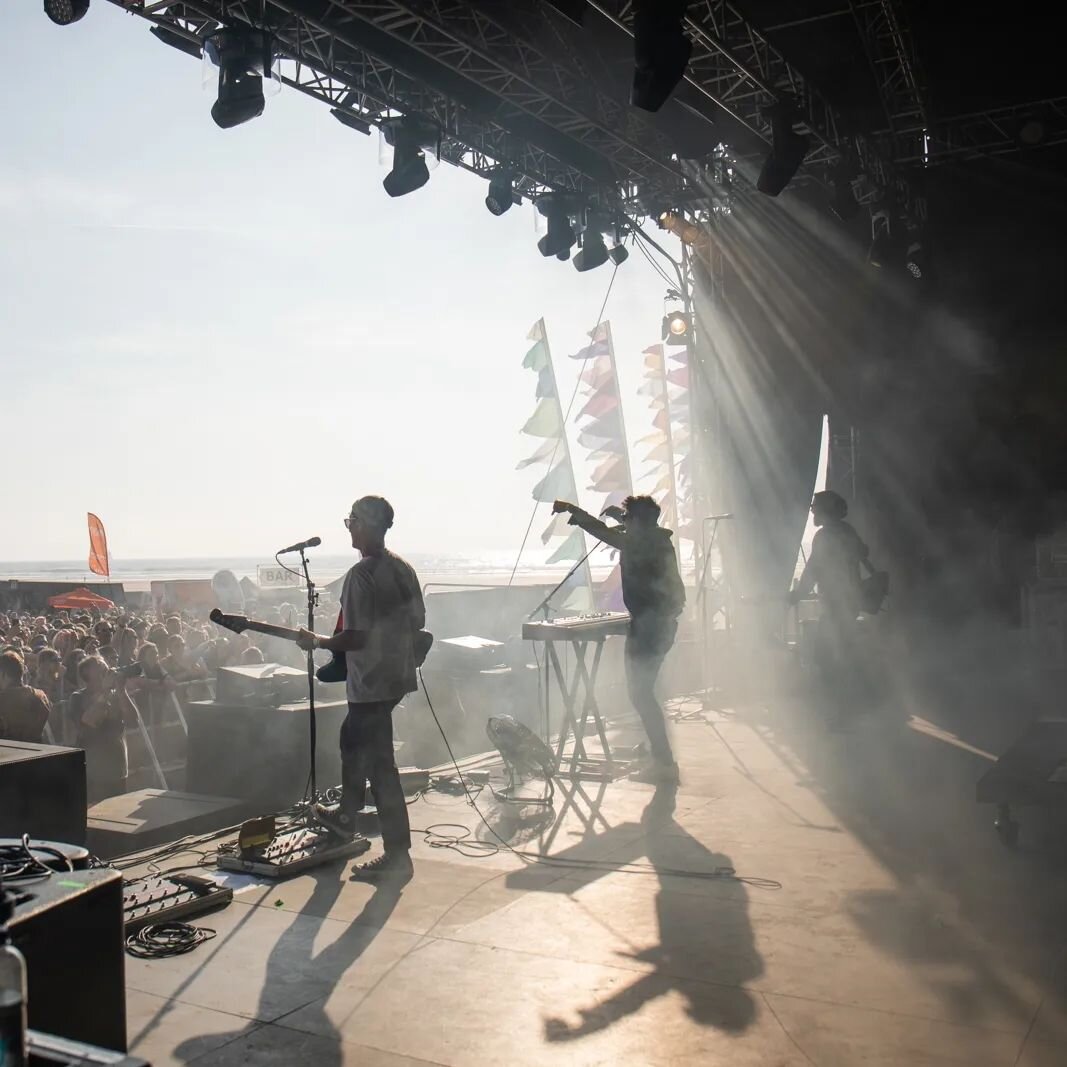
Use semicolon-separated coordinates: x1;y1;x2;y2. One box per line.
542;636;632;781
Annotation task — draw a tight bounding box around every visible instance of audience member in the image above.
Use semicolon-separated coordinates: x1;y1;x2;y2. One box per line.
71;654;136;803
0;650;51;743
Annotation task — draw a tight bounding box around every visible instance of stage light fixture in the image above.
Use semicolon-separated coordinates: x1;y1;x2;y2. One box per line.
658;210;709;248
205;27;271;129
662;310;691;345
574;229;609;272
536;196;576;260
150;24;204;59
757;98;809;197
382;117;437;198
631;0;692;112
331;109;372;136
485;171;517;216
44;0;89;24
608;242;629;265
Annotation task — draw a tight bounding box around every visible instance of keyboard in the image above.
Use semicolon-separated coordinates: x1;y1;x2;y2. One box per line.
522;611;631;641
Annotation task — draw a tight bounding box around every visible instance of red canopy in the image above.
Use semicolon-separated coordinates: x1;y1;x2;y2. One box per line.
48;587;116;611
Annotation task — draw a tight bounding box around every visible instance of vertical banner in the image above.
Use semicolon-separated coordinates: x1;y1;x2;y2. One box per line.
570;321;633;609
87;512;110;577
518;319;593;613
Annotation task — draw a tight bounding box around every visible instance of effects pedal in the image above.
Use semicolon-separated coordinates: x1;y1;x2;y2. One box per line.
122;873;233;933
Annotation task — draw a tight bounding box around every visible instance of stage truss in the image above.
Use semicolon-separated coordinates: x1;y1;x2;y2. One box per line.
104;0;1067;231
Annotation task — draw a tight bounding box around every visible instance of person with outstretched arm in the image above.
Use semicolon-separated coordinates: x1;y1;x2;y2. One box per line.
552;495;685;784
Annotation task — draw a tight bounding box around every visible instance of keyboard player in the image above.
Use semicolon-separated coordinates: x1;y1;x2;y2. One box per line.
552;495;686;784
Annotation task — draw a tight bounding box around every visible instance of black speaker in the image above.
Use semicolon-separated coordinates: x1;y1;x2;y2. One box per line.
8;868;126;1052
0;740;86;845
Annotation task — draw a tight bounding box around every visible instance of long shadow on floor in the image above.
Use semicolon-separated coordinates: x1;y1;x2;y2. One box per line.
170;867;406;1065
506;785;764;1041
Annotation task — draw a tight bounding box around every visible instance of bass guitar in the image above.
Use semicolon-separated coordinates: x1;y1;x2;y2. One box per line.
209;608;433;684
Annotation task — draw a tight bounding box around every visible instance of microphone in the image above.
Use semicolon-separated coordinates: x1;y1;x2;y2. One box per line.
277;536;321;554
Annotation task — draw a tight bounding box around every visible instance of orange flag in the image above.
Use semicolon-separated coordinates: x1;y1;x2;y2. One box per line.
87;513;110;577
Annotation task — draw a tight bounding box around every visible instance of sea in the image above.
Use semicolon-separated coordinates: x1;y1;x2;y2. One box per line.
0;552;617;591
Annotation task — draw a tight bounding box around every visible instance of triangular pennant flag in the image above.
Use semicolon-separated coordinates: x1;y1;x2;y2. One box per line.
653;407;670;431
668;348;689;365
541;511;573;545
517;438;560;470
569;321;612;360
578;391;619;420
527;319;545;343
637;379;665;398
589;455;630;493
535;365;557;399
580;358;615;389
521;397;564;438
524;340;549;372
581;410;622;440
532;460;577;503
546;529;587;564
667;366;690;388
643;441;673;464
596;562;626;612
638;430;669;446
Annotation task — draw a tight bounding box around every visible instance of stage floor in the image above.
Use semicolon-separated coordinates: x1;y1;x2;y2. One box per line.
124;691;1067;1066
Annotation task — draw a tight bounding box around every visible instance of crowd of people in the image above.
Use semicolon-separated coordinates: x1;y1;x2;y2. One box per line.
0;598;332;801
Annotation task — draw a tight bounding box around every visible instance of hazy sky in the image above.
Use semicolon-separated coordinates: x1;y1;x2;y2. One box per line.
1;4;680;563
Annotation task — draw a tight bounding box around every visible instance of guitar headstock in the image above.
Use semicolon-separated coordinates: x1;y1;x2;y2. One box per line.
209;608;249;635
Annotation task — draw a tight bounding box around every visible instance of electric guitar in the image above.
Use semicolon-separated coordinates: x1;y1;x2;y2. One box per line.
209;608;433;684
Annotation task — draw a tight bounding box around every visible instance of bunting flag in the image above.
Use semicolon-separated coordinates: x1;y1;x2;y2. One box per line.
639;344;683;538
518;319;593;611
87;512;110;577
571;321;634;609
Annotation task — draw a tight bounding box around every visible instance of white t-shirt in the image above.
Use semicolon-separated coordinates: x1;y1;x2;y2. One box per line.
339;551;425;704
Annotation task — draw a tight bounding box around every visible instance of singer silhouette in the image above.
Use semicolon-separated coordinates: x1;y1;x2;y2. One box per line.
553;495;685;784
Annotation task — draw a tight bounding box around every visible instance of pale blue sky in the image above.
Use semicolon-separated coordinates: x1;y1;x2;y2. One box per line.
1;3;679;562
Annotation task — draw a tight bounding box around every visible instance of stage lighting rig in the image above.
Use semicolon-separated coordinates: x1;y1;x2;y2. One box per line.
662;310;691;345
757;97;809;197
382;116;439;197
205;27;273;129
631;0;692;112
485;171;517;216
574;228;609;272
44;0;89;24
536;195;576;261
608;241;629;265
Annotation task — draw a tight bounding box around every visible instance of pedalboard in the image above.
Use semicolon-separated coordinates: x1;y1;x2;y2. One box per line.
217;825;370;878
122;873;233;933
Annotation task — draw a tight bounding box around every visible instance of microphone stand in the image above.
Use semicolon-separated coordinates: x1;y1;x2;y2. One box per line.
298;546;319;807
528;542;600;621
528;540;601;756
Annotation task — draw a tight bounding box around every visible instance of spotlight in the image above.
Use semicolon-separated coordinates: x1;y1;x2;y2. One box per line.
757;98;809;197
904;234;929;280
205;28;271;129
658;210;708;248
608;242;629;265
485;171;516;216
536;196;576;260
44;0;89;25
631;0;692;112
382;117;437;198
662;310;691;345
574;229;609;272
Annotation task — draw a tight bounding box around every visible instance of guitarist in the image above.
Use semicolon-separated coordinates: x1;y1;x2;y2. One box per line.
297;495;425;881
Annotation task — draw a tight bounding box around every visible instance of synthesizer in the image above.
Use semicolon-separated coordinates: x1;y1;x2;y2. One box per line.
522;611;630;642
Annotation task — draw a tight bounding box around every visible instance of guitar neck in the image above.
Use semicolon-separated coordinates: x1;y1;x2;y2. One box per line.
238;620;304;644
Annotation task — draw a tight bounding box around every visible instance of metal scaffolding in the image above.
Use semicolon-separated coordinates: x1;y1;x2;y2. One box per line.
105;0;1067;223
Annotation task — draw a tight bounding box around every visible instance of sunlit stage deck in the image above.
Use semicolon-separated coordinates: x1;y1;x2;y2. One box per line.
124;687;1067;1066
